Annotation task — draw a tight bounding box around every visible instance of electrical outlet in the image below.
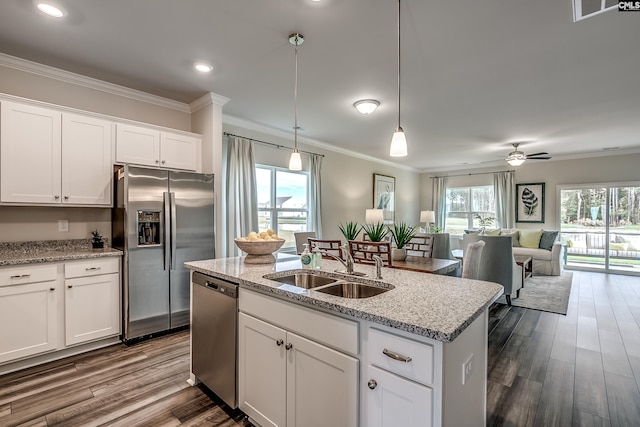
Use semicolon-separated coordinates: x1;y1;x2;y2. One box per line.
58;220;69;232
462;353;474;385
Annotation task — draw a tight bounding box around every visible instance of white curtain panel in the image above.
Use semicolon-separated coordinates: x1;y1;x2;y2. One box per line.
308;154;323;237
493;171;515;228
222;136;259;257
432;176;448;230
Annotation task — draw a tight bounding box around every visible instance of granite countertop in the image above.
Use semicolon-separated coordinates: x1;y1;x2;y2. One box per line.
0;239;123;266
185;256;504;343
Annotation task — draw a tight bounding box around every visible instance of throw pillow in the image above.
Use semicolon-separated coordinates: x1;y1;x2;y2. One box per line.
501;230;521;247
519;229;543;249
485;228;501;236
609;242;629;251
569;239;587;249
539;230;559;251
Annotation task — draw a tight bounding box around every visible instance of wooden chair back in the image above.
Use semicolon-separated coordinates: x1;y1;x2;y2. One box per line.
405;235;434;258
348;240;392;266
308;238;342;259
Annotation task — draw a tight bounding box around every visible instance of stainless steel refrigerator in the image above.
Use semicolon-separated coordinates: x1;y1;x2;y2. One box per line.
112;165;215;341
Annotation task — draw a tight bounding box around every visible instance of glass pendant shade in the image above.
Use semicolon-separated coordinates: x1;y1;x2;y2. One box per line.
389;127;408;157
289;151;302;171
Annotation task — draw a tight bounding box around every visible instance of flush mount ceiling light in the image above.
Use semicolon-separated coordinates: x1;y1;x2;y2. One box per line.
194;63;213;73
288;33;304;171
35;2;66;18
353;99;380;115
389;0;407;157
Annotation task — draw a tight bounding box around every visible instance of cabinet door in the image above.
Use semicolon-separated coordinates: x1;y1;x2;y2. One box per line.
238;313;286;427
0;282;58;363
287;332;359;427
160;132;198;171
115;123;160;167
62;113;113;205
366;365;434;427
0;101;62;203
64;273;120;346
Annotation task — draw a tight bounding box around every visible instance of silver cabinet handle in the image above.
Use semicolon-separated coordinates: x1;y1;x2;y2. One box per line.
161;160;166;164
10;274;31;278
68;285;73;289
50;287;55;291
54;195;60;200
64;196;69;200
285;343;293;351
276;339;284;346
383;348;412;363
368;379;377;390
85;267;101;271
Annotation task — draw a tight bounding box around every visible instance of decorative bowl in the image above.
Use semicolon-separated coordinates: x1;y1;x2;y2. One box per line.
234;238;285;264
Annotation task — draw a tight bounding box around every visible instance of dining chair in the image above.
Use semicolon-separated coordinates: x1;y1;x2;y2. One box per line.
405;235;434;258
461;240;485;280
348;240;392;266
308;238;342;259
294;231;316;254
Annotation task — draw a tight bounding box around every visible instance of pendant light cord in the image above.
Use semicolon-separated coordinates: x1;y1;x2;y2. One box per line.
397;0;401;130
294;36;299;152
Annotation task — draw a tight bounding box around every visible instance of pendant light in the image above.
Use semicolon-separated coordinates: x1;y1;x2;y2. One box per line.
288;33;304;171
389;0;408;157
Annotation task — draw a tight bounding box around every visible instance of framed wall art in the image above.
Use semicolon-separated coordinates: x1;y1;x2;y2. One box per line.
516;182;545;223
373;173;395;223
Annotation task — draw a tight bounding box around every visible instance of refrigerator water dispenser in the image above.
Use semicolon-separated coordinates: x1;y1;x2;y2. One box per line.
137;210;161;246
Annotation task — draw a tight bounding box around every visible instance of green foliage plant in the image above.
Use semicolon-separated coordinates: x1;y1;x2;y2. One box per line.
90;230;104;245
338;221;363;241
473;212;497;234
388;222;417;249
429;224;443;233
362;223;389;242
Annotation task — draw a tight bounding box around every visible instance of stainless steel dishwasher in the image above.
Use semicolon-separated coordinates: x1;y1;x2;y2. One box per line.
192;271;238;408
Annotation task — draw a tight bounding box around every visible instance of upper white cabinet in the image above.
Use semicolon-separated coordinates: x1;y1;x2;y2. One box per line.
116;123;198;171
0;101;113;206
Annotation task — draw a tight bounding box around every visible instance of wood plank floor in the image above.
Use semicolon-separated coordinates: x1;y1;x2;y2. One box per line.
1;270;639;426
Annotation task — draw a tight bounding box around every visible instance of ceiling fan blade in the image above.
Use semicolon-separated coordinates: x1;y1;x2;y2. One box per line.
528;156;552;160
525;152;548;157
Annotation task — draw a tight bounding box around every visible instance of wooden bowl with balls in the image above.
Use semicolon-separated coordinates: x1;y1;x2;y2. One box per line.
234;230;285;264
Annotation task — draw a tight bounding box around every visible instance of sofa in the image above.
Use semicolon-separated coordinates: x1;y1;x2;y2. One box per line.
500;228;562;276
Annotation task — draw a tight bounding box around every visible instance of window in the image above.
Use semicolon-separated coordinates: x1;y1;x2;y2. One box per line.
256;165;309;251
445;186;495;235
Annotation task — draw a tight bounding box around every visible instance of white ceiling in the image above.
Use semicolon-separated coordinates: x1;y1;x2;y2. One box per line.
0;0;639;171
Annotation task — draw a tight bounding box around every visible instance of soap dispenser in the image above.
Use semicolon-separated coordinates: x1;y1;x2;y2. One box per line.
300;243;312;269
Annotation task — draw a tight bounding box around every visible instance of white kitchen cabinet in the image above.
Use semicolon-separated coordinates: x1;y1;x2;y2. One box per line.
0;264;59;364
116;123;198;171
239;311;358;427
64;258;120;346
0;101;113;206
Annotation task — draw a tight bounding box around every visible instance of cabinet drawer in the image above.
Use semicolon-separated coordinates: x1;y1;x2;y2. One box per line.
0;264;58;287
368;327;434;386
65;257;119;279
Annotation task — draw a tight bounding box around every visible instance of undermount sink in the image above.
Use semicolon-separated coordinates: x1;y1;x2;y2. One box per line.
314;282;391;299
267;272;337;289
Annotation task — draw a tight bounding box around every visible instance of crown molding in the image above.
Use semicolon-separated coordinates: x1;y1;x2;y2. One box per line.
222;114;419;172
0;52;191;113
190;92;230;113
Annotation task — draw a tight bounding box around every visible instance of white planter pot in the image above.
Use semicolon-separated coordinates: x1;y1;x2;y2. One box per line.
391;248;407;261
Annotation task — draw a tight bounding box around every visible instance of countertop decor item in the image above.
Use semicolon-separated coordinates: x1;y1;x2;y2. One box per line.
388;222;417;261
91;230;105;249
234;238;285;264
338;221;362;241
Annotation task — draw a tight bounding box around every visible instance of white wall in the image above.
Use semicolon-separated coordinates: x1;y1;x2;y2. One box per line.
223;124;421;242
420;152;640;231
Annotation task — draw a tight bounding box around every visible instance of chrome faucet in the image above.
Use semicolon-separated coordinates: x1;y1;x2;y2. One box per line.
318;244;355;275
372;255;383;279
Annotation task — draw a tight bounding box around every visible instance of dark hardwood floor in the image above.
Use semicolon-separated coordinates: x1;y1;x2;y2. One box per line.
1;270;639;426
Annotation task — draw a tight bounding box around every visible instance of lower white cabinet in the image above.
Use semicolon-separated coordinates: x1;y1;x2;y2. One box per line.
239;312;358;427
0;265;59;364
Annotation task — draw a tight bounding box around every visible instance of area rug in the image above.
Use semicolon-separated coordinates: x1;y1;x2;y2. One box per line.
495;272;573;315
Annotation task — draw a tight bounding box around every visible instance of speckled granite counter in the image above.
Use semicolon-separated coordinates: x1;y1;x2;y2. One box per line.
0;239;122;266
185;256;503;343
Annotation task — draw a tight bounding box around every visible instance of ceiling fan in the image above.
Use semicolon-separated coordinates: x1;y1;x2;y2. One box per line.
505;143;551;166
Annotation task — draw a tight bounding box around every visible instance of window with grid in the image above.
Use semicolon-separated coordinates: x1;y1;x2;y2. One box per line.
445;186;495;235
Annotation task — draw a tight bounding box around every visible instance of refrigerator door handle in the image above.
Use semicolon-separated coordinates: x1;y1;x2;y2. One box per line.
164;192;171;271
170;192;177;271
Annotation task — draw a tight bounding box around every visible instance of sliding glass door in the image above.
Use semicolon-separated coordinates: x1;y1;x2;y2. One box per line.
560;184;640;275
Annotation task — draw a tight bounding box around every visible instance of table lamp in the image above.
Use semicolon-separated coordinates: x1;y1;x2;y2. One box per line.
420;210;435;232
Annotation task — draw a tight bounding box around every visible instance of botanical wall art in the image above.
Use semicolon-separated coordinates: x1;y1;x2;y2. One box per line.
516;182;545;223
373;173;395;222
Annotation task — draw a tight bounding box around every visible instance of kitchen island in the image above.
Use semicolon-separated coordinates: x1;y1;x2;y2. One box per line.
185;256;503;427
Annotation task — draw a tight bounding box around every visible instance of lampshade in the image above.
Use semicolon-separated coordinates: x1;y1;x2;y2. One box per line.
390;127;408;157
289;151;302;171
420;210;435;223
365;209;384;224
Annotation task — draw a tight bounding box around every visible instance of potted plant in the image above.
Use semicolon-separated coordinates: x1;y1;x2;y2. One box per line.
429;224;443;233
338;221;363;241
473;213;497;235
91;230;105;249
388;222;417;261
362;223;389;242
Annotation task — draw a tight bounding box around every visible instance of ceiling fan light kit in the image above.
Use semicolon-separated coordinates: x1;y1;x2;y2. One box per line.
390;0;408;158
288;33;304;171
505;142;551;166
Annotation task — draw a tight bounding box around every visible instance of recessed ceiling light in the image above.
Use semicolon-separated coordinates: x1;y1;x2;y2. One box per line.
194;63;213;73
353;99;380;115
35;2;66;18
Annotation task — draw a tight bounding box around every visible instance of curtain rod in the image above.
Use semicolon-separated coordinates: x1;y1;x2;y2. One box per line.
430;169;515;179
223;132;324;158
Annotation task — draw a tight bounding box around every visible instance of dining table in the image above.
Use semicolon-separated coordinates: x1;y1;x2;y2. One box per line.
391;256;461;275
